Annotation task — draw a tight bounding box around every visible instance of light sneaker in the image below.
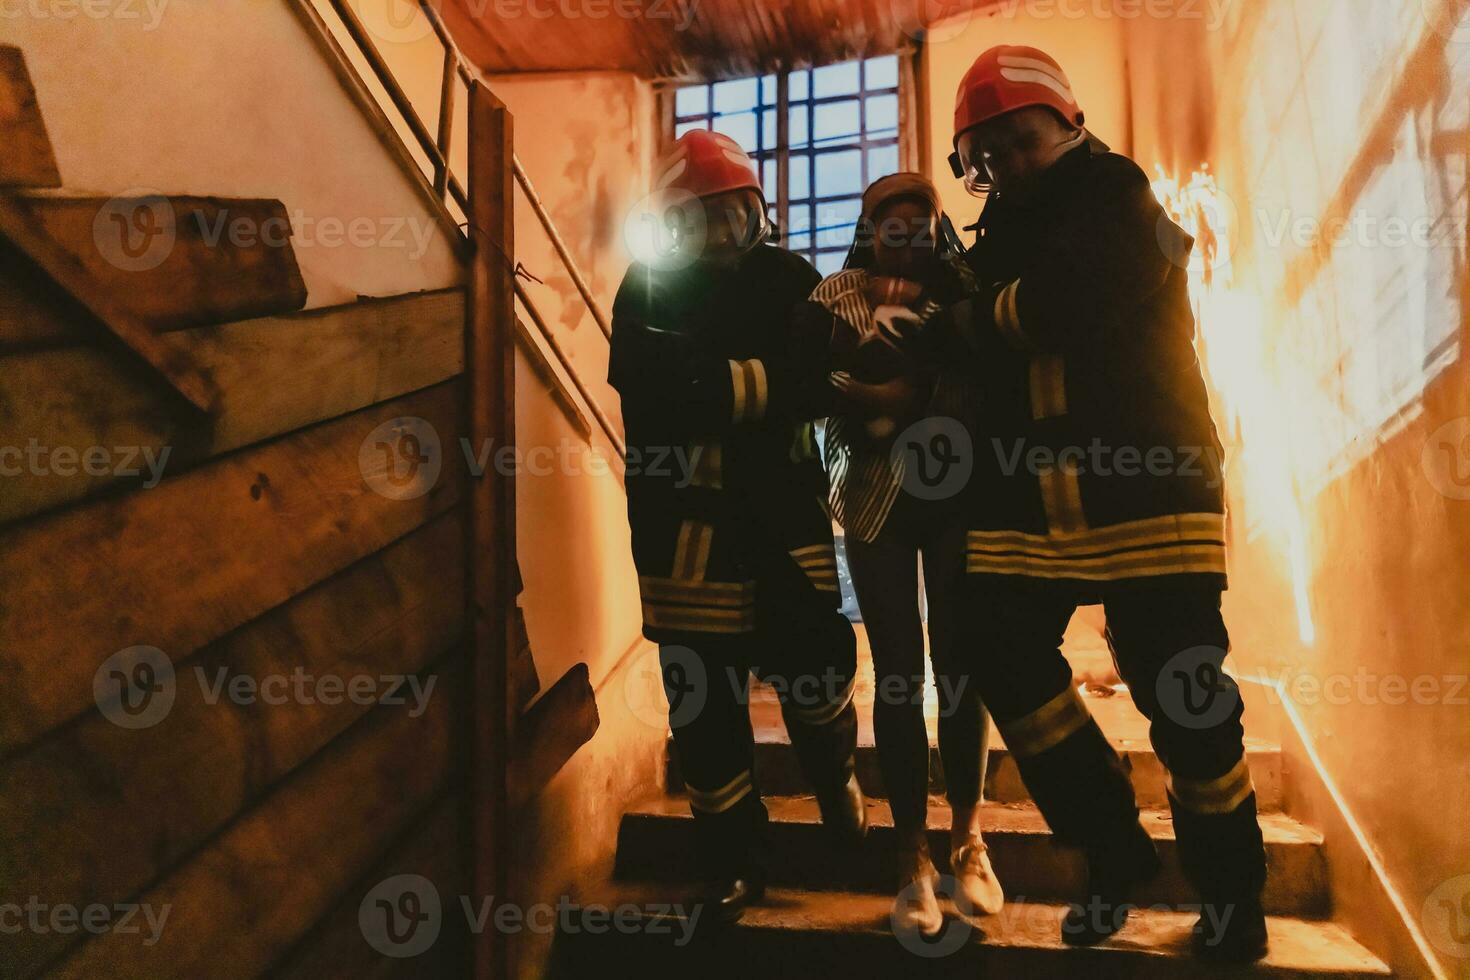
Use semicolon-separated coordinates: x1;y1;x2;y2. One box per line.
891;849;944;937
952;835;1005;916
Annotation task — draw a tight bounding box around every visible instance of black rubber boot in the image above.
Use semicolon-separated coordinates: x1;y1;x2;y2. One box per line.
815;771;869;847
695;868;768;926
1193;896;1268;962
1061;820;1162;946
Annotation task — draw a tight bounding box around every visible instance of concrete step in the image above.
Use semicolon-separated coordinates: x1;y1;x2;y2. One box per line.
666;685;1284;810
616;796;1327;917
549;883;1390;979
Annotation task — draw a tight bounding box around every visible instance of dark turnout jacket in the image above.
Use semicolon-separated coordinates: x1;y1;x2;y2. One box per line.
952;141;1228;586
609;244;840;640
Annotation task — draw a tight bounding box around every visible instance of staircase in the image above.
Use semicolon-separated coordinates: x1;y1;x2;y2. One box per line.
553;630;1393;978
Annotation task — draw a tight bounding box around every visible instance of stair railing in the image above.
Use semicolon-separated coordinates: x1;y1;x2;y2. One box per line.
294;0;623;457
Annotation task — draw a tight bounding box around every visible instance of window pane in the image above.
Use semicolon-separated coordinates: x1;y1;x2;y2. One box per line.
865;94;899;136
712;112;758;151
865;55;899;90
762;158;778;201
675;119;706;138
813;99;860;146
815;250;847;276
815;198;862;249
789;154;811;200
867;144;900;179
675;85;708;118
815;149;863;197
788;105;810;149
787;231;812;251
713;76;758;114
762;108;776;150
760;73;778;104
813;61;860;98
789;69;810;101
788;205;811;233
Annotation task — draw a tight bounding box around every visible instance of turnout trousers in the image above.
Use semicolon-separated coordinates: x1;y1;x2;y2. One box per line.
962;573;1267;903
659;542;859;880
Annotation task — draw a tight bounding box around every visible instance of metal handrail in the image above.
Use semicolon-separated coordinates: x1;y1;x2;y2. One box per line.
313;0;621;451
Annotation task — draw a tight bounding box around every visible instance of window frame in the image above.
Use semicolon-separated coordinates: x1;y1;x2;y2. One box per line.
670;56;904;275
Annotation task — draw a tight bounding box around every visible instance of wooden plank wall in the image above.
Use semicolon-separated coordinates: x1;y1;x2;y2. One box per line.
0;262;476;976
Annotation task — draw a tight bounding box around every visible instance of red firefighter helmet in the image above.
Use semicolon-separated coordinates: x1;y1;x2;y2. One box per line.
653;129;765;203
952;45;1085;145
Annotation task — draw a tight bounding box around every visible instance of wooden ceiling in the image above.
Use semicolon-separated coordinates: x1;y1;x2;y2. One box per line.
441;0;999;81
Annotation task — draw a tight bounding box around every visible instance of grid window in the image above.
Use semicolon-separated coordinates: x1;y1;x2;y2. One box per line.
673;55;902;273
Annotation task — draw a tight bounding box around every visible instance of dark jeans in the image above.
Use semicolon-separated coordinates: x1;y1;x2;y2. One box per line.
845;499;991;848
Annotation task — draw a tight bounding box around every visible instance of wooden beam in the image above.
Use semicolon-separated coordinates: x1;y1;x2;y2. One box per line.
44;656;463;980
15;194;308;332
0;514;465;977
0;194;218;411
0;45;61;188
0;380;465;753
510;663;600;809
0;288;465;526
467;80;516;980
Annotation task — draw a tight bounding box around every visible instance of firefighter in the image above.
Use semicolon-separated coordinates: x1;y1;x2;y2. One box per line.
608;130;866;924
925;46;1270;959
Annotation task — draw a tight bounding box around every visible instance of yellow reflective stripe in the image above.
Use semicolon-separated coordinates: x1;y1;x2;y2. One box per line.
643;603;756;633
993;279;1028;349
998;684;1092;758
639;575;755;608
1029;354;1067;420
1167;756;1255;814
671;520;713;581
790;545;840;592
967;545;1228;580
728;359;769;423
687;770;755;813
746;359;768;421
788;675;855;726
689;440;722;489
967;513;1226;556
728;360;746;422
1038;463;1088;533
